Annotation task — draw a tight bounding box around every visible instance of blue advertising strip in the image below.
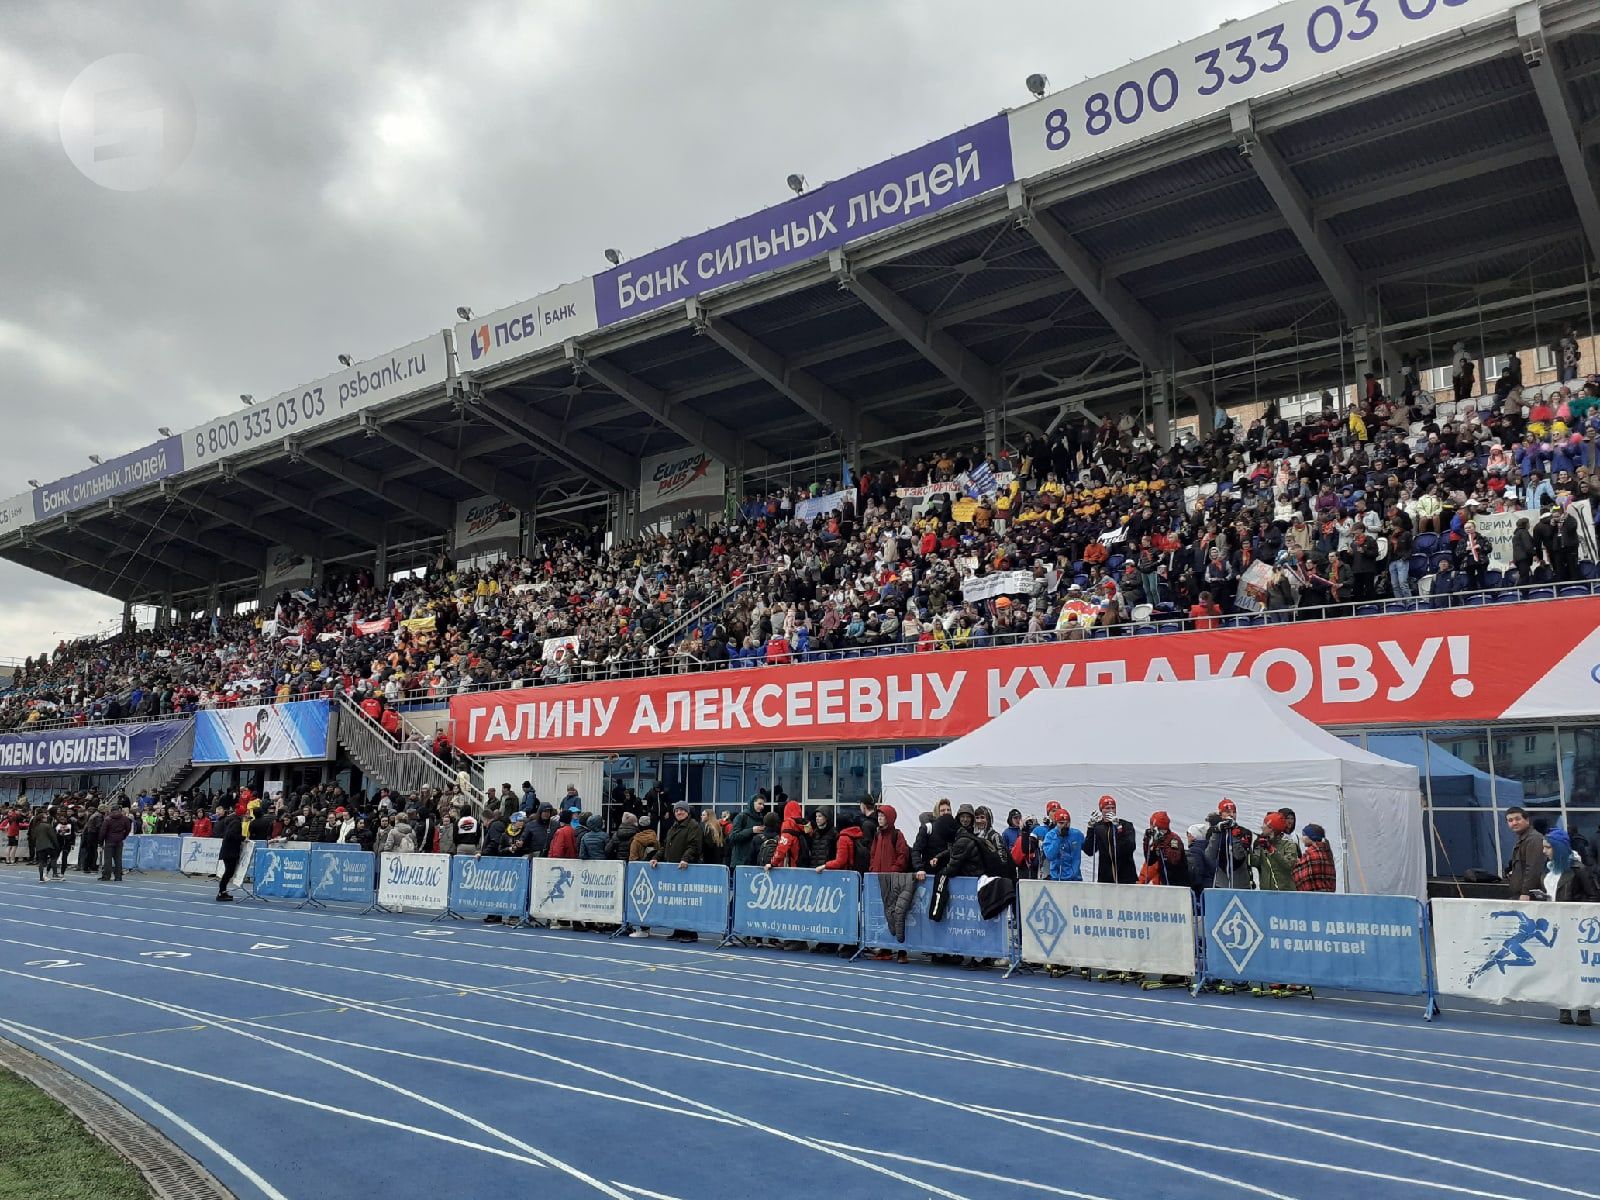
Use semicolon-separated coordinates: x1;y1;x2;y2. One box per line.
253;848;310;899
732;867;859;943
192;700;332;765
135;836;182;873
449;855;530;918
625;863;730;936
308;846;376;904
33;436;184;522
862;875;1011;958
593;115;1014;327
1202;890;1429;995
121;834;143;870
0;719;187;774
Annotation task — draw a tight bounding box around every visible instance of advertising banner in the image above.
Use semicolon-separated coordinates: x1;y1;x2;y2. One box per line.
732;867;859;943
454;279;598;375
134;835;182;873
192;700;333;764
377;852;451;911
1472;508;1534;571
1019;880;1197;976
1007;0;1521;183
794;490;850;523
33;437;184;523
454;495;520;554
183;334;449;472
639;447;726;514
0;719;187;774
449;855;531;918
1202;890;1429;994
624;863;730;935
253;848;310;899
1433;898;1600;1009
179;836;221;876
0;492;32;538
451;596;1600;755
120;834;142;867
595;115;1013;327
530;859;625;923
262;545;314;592
862;875;1010;958
310;846;377;905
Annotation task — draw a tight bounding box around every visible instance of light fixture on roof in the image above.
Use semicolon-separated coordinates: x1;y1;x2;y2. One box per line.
158;426;171;436
603;248;623;266
240;394;255;406
27;479;38;488
786;173;806;195
88;455;102;465
455;306;473;321
1026;73;1049;99
337;354;353;367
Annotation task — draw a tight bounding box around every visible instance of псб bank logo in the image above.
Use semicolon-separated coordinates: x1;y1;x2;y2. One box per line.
469;324;490;360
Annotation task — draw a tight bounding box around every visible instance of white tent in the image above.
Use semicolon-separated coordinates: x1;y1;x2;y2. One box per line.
880;677;1424;898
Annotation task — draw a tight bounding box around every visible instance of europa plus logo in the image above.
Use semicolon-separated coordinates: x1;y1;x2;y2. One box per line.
58;55;195;192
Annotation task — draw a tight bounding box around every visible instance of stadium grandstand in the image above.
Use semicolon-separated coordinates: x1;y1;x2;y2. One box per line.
4;0;1600;886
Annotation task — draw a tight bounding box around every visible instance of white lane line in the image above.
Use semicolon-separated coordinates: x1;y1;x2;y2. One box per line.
0;1017;292;1200
0;936;971;1199
0;1014;549;1169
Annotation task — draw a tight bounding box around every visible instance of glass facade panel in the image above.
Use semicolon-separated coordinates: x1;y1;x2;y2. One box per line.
1558;726;1600;807
1429;809;1502;878
773;750;802;805
838;748;869;807
683;752;715;815
712;753;744;821
806;749;835;802
743;751;771;805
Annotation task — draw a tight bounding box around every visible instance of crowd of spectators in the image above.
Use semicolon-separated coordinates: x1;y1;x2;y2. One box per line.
3;361;1599;731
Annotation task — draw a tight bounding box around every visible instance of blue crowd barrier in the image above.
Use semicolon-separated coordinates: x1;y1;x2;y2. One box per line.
862;875;1012;960
732;867;859;943
135;835;182;873
121;834;143;870
1201;889;1435;1015
624;863;730;936
253;848;310;899
307;846;377;907
448;856;530;918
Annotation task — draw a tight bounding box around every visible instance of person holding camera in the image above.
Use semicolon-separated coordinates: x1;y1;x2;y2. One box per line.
1204;799;1254;890
1082;795;1137;886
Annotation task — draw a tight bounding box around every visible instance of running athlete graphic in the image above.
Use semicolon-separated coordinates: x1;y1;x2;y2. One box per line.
1467;911;1557;985
541;866;575;906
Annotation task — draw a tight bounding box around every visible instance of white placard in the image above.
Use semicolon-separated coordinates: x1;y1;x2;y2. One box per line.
180;837;221;876
1018;880;1197;976
1432;898;1600;1009
378;852;451;911
1009;0;1522;183
530;858;624;923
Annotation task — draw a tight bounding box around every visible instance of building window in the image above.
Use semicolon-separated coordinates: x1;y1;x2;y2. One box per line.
1536;344;1556;371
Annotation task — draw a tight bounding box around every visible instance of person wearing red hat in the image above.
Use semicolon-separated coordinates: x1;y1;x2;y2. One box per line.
1204;799;1253;890
1141;812;1190;889
1251;811;1300;892
764;801;808;870
1083;795;1137;886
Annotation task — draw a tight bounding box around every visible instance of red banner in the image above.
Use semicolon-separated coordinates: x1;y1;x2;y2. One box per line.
450;597;1600;756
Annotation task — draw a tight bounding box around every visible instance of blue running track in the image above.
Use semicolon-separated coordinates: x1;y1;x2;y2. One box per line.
0;869;1595;1200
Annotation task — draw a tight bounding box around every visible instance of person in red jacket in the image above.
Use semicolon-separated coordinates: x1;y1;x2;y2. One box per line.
764;801;807;870
867;804;915;961
191;811;213;839
379;707;401;741
547;814;580;859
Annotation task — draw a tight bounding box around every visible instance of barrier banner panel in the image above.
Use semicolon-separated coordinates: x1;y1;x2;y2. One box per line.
1019;881;1196;975
233;841;257;883
310;847;376;904
377;852;450;911
135;836;181;872
733;867;859;943
192;700;333;765
1202;890;1428;994
624;863;729;935
253;848;310;899
1433;898;1600;1009
530;859;624;923
121;834;142;867
180;837;220;876
449;856;531;918
863;875;1010;957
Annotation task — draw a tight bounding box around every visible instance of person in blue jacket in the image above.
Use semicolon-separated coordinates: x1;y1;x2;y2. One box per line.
1038;807;1084;881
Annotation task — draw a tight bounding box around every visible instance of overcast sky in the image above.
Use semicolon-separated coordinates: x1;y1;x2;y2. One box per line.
0;0;1237;658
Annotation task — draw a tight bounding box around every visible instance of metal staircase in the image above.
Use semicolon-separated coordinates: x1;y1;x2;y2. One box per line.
120;720;196;798
334;694;485;807
648;565;773;651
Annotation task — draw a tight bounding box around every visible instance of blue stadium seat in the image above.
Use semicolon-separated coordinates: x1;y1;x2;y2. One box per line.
1459;594;1487;607
1485;569;1503;589
1558;585;1591;598
1524;588;1556;601
1158;621;1184;634
1355;604;1382;616
1583;561;1600;580
1133;625;1158;635
1414;533;1440;555
1222;616;1247;628
1385;599;1417;613
1108;555;1125;572
1490;590;1519;603
1409;553;1430;576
